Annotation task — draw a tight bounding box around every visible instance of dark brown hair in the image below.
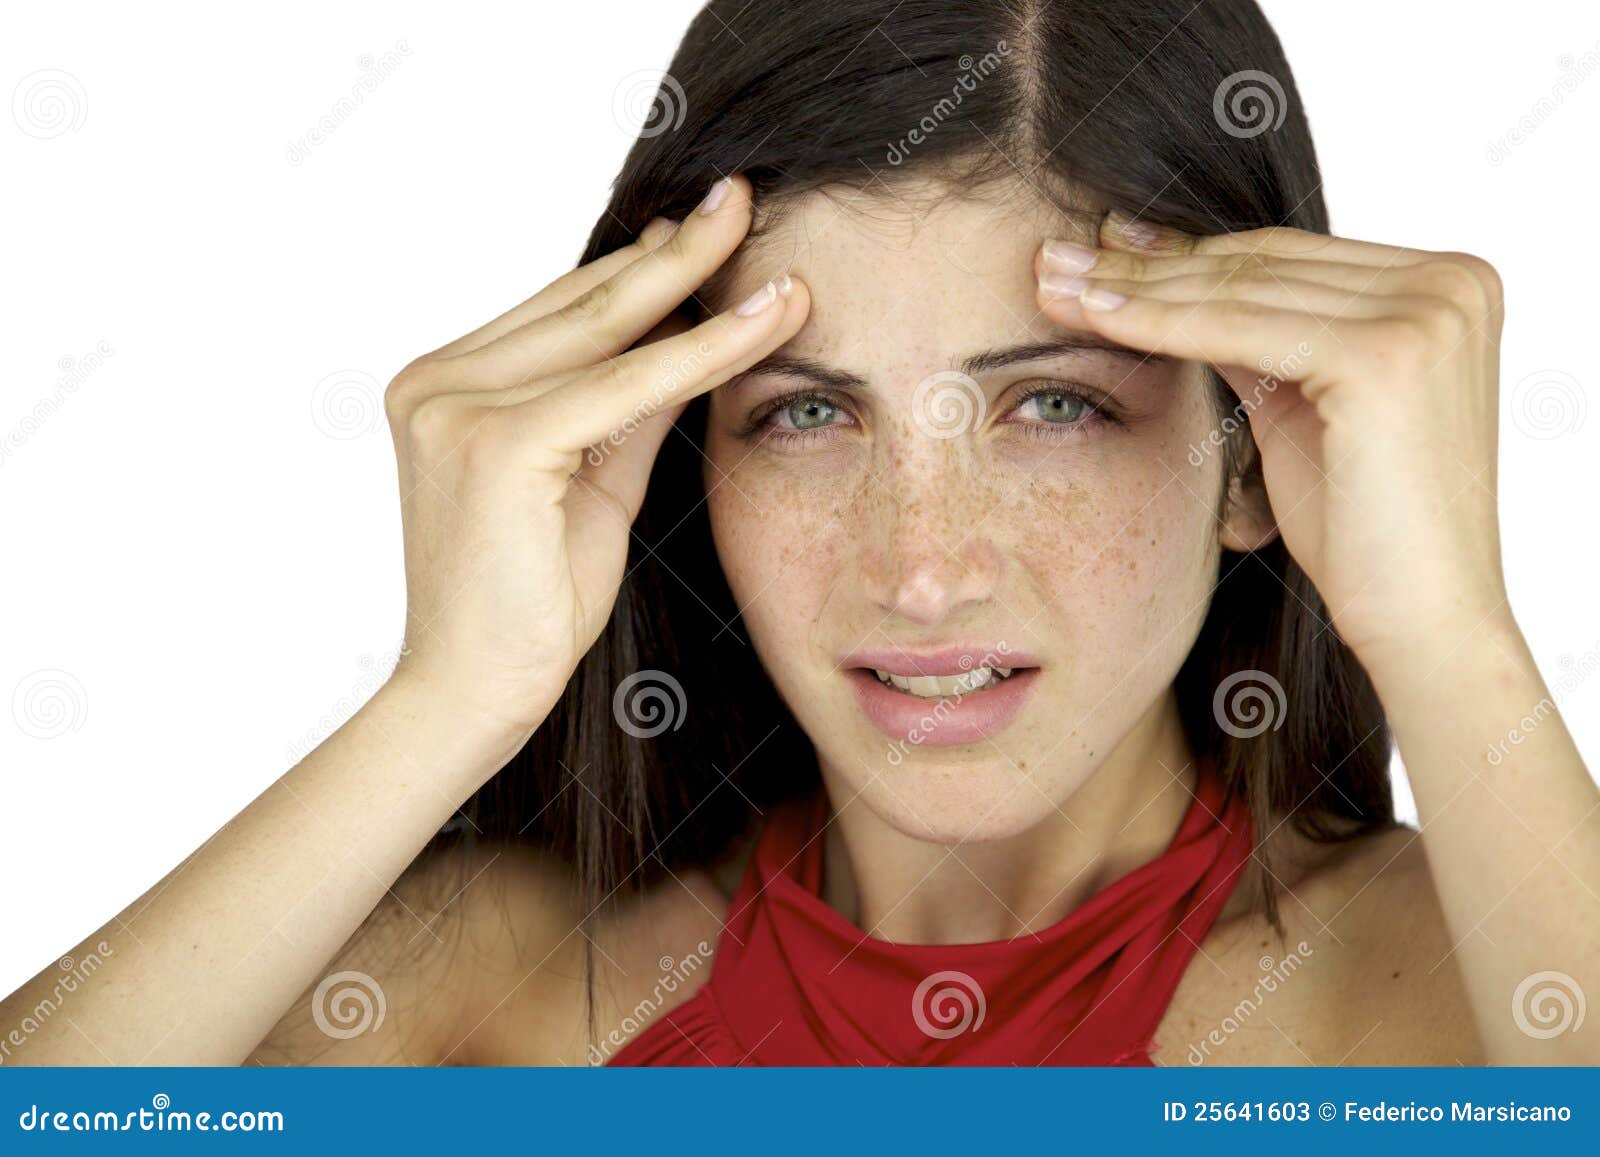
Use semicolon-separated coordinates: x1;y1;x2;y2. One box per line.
435;0;1395;1011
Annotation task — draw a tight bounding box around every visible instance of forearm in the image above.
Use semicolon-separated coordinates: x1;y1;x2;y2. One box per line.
1365;613;1600;1064
0;674;528;1066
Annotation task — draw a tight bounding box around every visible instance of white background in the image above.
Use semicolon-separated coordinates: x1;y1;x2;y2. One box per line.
3;1;1597;996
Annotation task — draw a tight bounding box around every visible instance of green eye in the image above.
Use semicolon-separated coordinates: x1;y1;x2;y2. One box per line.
1020;391;1089;424
780;398;839;430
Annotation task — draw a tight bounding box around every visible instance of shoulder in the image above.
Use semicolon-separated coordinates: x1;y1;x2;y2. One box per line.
1157;822;1486;1066
439;833;744;1066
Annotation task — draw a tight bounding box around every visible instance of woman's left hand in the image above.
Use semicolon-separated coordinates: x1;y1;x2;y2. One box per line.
1033;216;1509;672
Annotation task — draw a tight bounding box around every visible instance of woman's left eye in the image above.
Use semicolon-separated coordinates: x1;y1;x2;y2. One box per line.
1014;389;1095;426
774;397;840;431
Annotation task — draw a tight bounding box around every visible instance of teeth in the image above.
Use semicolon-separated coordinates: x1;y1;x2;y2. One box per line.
870;666;1012;698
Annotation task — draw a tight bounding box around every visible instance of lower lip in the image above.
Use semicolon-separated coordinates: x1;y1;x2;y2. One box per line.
845;668;1041;747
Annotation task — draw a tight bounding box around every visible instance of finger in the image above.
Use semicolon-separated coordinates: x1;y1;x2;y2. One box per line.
1094;211;1436;270
1041;270;1434;326
454;175;762;383
420;217;681;361
513;274;810;455
1036;245;1422;300
1034;285;1350;390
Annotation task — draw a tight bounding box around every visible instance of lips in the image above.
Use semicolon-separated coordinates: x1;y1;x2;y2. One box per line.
841;645;1041;747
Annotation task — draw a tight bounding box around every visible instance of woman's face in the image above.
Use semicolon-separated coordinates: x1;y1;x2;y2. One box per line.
702;182;1247;843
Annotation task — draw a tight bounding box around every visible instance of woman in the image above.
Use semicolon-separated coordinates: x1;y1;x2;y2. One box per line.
3;0;1594;1067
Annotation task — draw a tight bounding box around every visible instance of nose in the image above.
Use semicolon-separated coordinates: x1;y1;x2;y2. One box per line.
857;457;1003;626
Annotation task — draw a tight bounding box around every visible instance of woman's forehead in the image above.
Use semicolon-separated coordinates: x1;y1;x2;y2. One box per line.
718;181;1102;367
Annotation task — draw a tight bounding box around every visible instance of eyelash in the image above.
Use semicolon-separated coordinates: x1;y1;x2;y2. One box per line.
741;383;1121;445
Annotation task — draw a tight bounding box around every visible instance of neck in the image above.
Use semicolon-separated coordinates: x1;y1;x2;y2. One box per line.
816;690;1200;944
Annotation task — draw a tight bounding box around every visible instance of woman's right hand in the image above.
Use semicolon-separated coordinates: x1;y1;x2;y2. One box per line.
381;175;808;739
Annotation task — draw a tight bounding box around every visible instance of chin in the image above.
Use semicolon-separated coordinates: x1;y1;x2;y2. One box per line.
832;752;1091;846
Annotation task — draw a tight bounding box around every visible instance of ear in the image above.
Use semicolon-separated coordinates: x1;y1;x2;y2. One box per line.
1217;456;1280;553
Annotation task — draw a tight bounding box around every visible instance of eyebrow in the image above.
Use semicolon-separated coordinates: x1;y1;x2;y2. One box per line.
729;335;1175;392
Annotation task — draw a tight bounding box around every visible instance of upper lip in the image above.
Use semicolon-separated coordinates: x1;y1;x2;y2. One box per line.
841;644;1040;677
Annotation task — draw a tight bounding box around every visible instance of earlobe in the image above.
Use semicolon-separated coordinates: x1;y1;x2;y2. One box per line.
1218;471;1280;553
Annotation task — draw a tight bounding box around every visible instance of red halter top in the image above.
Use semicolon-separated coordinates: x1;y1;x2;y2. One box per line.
606;769;1253;1066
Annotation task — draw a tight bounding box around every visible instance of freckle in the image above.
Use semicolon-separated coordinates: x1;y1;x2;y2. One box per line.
1391;970;1401;980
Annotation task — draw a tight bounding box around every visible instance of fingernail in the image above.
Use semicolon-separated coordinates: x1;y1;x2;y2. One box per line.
1040;273;1090;299
699;177;734;215
1079;287;1128;311
1112;214;1159;247
775;273;794;296
1042;240;1098;274
734;280;777;316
